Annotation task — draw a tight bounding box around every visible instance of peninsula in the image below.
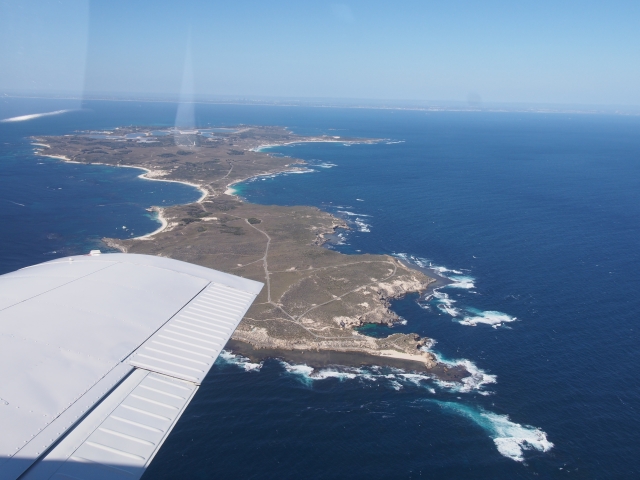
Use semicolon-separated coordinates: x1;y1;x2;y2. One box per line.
32;126;469;382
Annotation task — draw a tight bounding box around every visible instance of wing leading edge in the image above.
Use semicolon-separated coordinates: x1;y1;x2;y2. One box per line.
0;253;262;480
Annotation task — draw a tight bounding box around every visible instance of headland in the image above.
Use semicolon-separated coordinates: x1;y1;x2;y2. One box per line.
32;125;470;382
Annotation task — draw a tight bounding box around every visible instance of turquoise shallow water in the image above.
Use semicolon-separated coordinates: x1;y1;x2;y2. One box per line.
1;98;639;478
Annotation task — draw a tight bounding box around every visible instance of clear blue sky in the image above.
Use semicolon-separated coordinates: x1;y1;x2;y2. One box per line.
1;0;639;106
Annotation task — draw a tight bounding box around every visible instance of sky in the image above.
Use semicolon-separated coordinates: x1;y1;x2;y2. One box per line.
1;0;639;107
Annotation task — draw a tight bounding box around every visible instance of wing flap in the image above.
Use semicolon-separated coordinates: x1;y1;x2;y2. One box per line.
0;253;263;480
127;282;257;384
21;371;198;480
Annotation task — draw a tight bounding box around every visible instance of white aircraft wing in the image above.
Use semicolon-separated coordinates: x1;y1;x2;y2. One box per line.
0;253;263;480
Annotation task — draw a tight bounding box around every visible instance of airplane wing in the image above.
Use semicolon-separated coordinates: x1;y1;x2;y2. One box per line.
0;253;263;480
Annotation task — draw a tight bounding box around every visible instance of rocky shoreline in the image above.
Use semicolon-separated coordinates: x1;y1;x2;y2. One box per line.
32;125;470;382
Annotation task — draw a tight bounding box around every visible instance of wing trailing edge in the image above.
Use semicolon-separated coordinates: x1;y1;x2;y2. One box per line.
0;253;262;480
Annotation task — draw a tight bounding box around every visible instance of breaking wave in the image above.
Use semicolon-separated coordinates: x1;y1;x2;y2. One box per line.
219;355;551;462
277;355;494;394
428;400;554;462
436;360;497;393
218;350;263;371
432;290;461;316
394;253;517;328
281;361;362;385
336;210;371;217
447;275;476;289
393;253;466;278
459;309;517;328
334;210;372;232
354;218;371;232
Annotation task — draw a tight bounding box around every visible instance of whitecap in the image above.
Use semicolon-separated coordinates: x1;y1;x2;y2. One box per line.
354;218;371;232
393;254;463;275
459;310;516;327
311;369;358;381
423;349;497;393
428;400;554;462
446;275;476;289
217;350;263;371
281;361;372;384
429;264;464;275
336;210;372;217
432;289;461;317
398;373;432;387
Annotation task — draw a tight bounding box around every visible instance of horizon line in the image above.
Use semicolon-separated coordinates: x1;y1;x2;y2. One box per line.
3;92;640;116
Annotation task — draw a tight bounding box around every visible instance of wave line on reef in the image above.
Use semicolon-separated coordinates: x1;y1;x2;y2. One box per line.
394;252;517;328
217;350;263;371
218;354;551;463
426;400;554;462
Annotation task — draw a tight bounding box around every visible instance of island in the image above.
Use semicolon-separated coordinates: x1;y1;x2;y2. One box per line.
32;125;469;382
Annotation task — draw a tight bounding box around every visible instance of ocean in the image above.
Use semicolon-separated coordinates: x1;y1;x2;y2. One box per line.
1;98;639;478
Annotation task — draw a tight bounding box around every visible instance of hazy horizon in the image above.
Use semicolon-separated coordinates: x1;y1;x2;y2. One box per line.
2;1;640;109
3;91;639;117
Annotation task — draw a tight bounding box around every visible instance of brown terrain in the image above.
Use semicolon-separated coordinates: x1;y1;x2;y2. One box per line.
32;125;469;382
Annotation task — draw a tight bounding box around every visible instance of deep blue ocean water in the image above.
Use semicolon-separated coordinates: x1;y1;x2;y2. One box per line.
1;98;639;478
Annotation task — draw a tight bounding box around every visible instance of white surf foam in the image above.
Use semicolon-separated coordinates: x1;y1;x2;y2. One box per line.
231;348;494;396
394;253;518;328
281;361;366;384
218;350;263;371
398;372;432;387
459;310;517;328
430;265;464;275
354;218;371;232
393;253;432;271
446;275;476;289
392;254;466;277
312;369;358;381
424;349;497;393
457;359;497;393
336;210;372;217
432;289;461;317
1;109;74;123
430;400;554;462
280;361;472;391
